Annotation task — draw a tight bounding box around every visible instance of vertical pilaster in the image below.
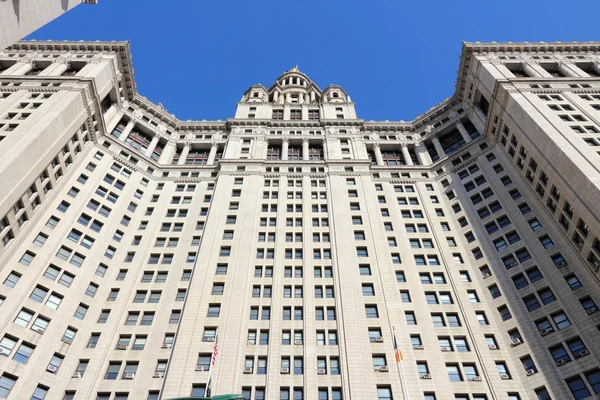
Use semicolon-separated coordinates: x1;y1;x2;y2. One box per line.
455;121;472;143
159;141;176;164
373;143;384;166
432;137;445;159
401;144;414;166
177;143;191;165
302;138;310;161
144;134;160;158
119;120;136;142
281;137;289;161
208;143;219;165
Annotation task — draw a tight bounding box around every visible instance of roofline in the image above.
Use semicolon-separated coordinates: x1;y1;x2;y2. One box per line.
8;40;600;131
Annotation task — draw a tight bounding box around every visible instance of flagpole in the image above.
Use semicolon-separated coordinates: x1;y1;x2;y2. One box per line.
204;359;212;397
393;327;410;400
204;328;218;397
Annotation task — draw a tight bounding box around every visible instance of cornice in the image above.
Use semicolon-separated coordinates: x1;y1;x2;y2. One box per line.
11;40;600;140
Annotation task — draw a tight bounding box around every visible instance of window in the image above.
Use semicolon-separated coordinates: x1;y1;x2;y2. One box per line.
567;337;588;359
365;305;379;319
455;337;470;352
207;304;221;318
580;296;597;313
550;344;571;365
446;364;463;381
169;310;181;324
377;386;393;400
31;385;49;400
565;274;583;290
13;342;34;364
584;369;600;395
372;355;387;371
475;312;488;325
566;375;591;399
98;310;111;323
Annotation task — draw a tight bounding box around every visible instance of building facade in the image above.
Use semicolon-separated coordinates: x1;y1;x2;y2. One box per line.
0;40;599;400
0;0;97;50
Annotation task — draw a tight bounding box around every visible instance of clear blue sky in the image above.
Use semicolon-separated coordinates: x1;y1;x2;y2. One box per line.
27;0;600;121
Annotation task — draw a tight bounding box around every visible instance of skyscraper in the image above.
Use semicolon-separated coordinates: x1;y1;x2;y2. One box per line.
0;40;599;400
0;1;97;50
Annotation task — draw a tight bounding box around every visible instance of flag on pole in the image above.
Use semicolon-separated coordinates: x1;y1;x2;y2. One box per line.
393;332;403;362
211;332;219;366
205;332;219;397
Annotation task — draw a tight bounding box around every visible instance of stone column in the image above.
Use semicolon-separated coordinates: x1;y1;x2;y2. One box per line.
48;61;70;77
273;91;278;103
177;143;191;165
373;143;384;166
401;144;414;166
467;111;486;136
474;106;488;124
455;121;472;143
119;120;136;142
8;61;35;76
522;62;542;78
159;141;177;164
207;142;219;165
432;137;445;159
144;134;160;158
103;104;121;134
415;142;432;165
592;62;600;76
529;62;553;78
557;62;579;78
281;137;289;161
321;138;328;160
302;138;310;161
562;62;588;77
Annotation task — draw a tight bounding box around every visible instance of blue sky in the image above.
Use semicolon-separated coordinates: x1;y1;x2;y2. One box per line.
28;0;600;121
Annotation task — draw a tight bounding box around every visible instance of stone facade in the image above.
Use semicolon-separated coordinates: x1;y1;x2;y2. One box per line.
0;40;599;400
0;0;97;50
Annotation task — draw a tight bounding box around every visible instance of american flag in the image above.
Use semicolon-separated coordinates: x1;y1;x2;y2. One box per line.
211;332;219;366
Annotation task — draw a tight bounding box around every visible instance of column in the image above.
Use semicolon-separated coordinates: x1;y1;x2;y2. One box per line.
159;141;176;164
455;121;472;143
592;62;600;76
415;142;432;165
119;120;136;142
522;62;543;78
432;137;445;159
321;138;328;160
561;62;588;77
7;61;34;76
281;138;289;161
207;143;219;165
373;143;384;166
273;91;279;103
529;62;553;78
144;134;160;158
47;61;69;77
557;62;579;78
310;91;316;102
401;144;414;166
474;106;487;125
467;111;486;136
302;138;310;161
177;143;191;165
103;105;121;134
